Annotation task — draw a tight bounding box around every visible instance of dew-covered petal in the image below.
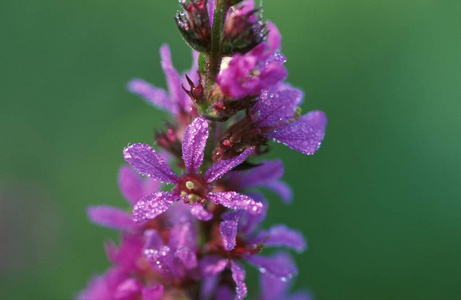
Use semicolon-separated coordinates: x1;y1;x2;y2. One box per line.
246;252;298;281
145;244;185;279
182;118;209;173
124;143;178;183
208;192;263;214
252;87;303;128
160;44;184;107
175;247;198;269
144;229;165;250
205;148;254;183
190;203;213;221
265;121;324;155
252;224;307;252
300;110;327;132
230;260;248;300
239;192;268;235
168;217;197;250
264;180;293;204
132;192;177;223
127;78;177;115
219;211;242;251
199;255;228;277
87;206;136;232
142;285;164;300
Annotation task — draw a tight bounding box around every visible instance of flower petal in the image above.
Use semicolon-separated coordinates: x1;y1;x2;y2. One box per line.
168;217;197;250
260;272;290;300
124;143;178;183
238;192;268;235
230;260;248;300
266;21;282;51
252;224;307;252
87;206;136;231
175;247;198;269
252;87;303;128
199;255;228;277
264;180;293;204
219;211;242;251
182;118;209;174
118;165;143;206
208;192;263;214
160;45;185;110
300;110;327;132
127;78;177;115
246;252;298;281
132;192;177;223
205;148;254;183
142;285;164;300
265;121;324;155
190;203;213;221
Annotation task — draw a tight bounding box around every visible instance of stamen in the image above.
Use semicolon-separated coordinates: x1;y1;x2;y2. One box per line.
186;181;195;190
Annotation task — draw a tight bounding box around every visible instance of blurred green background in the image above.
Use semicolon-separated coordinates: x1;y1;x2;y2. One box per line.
1;0;459;299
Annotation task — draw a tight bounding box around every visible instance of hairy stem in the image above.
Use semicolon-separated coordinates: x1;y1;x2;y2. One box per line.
207;0;229;81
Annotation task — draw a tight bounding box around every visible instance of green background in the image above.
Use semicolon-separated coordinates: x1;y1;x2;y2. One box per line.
1;0;459;299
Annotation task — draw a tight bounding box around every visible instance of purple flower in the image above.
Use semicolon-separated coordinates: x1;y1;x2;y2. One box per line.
218;22;287;98
251;84;327;155
123;117;264;223
76;266;164;300
128;44;199;118
222;159;293;204
142;215;199;281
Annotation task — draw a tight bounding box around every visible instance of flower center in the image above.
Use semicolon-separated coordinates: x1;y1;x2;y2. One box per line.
177;174;210;204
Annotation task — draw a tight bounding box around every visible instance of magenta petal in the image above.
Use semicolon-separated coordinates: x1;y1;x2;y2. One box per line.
118;165;144;206
215;286;234;300
246;252;298;280
230;260;248;300
176;247;198;269
160;44;184;107
144;229;165;250
127;78;177;115
87;206;136;232
199;255;228;277
205;148;254;183
113;278;143;300
123;143;178;183
239;192;268;235
266;21;282;51
253;87;303;128
253;225;307;252
266;121;324;155
208;192;263;214
182;118;209;174
219;211;242;251
168;218;197;250
300;110;327;132
132;192;177;223
190;203;213;221
142;285;164;300
264;180;293;204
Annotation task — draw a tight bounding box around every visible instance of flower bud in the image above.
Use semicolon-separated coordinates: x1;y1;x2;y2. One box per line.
175;0;211;53
222;7;267;55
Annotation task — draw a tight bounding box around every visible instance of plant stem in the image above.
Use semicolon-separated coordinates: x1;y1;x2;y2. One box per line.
208;0;228;81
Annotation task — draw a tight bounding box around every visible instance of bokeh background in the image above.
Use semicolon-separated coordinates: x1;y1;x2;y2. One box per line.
1;0;459;299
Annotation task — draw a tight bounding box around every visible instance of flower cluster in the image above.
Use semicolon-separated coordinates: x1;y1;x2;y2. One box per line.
78;1;326;299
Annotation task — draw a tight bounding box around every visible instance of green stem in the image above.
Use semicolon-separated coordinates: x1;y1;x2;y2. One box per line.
208;0;228;81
